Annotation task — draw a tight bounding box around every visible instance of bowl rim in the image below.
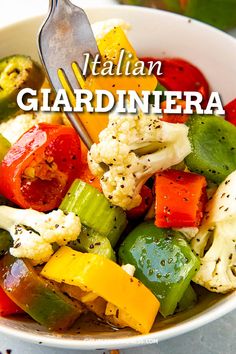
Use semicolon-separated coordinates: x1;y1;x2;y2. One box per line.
0;4;236;350
0;294;235;350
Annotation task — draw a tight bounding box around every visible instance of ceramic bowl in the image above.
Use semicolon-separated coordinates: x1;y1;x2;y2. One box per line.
0;5;236;350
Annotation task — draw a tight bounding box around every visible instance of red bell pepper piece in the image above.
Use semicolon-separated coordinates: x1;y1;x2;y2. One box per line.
0;123;81;212
126;185;153;220
161;99;189;123
0;286;23;316
141;57;210;108
155;170;207;228
224;98;236;126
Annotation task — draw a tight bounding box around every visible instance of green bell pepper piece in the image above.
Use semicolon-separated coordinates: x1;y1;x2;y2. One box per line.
185;114;236;184
119;221;200;317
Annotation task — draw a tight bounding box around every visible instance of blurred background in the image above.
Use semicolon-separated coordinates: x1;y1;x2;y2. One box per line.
119;0;236;30
1;0;236;32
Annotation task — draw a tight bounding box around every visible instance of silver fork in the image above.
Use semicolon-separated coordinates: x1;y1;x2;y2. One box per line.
38;0;99;148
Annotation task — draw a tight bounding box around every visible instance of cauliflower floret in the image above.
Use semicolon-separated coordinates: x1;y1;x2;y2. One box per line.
92;18;131;41
191;170;236;293
0;112;64;144
0;206;81;265
88;107;191;210
10;227;54;265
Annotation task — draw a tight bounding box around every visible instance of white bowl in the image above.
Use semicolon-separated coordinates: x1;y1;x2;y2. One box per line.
0;5;236;350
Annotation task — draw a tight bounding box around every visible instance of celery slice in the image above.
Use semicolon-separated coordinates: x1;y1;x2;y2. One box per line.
69;225;116;261
60;179;127;247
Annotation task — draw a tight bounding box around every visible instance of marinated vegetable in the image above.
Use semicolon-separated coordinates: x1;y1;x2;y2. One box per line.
41;246;160;334
0;14;235;335
0;55;44;120
155;170;207;228
119;221;200;316
0;254;83;330
185;114;236;183
0;123;82;211
0;206;81;265
191;170;236;292
69;225;116;260
60;179;127;247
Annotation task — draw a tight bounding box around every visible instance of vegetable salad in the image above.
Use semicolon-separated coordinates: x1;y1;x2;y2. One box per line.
0;19;236;334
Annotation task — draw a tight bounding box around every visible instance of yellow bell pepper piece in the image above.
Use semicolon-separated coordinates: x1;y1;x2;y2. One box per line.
41;246;159;334
78;27;157;143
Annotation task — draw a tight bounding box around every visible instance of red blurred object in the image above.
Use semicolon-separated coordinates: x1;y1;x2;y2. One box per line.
224;98;236;126
141;57;210;108
161;99;189;123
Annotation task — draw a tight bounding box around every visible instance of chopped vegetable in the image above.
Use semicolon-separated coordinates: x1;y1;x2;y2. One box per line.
192;216;236;293
119;221;200;317
60;179;127;247
41;246;160;334
69;225;116;261
0;206;81;265
155;170;207;228
191;170;236;293
126;185;153;220
0;286;24;317
0;123;81;211
0;55;44;120
0;134;10;162
141;57;209;107
89;106;191;210
0;254;83;330
185;114;236;183
225;98;236;126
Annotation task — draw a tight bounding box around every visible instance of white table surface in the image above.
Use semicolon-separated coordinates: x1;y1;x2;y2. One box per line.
0;1;236;353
